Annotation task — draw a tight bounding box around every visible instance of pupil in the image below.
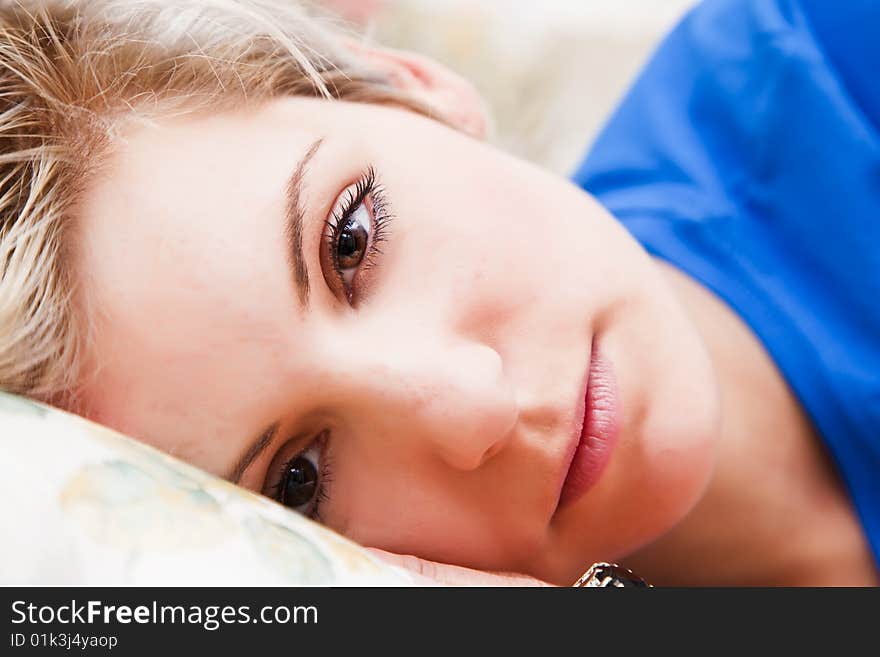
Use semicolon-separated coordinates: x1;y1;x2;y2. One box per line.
281;456;317;508
339;231;357;256
337;223;366;268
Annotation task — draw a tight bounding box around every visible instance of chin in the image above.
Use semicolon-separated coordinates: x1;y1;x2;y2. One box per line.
623;353;721;542
639;402;719;535
529;372;721;586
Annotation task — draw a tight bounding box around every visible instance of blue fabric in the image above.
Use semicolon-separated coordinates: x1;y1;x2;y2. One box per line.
572;0;880;570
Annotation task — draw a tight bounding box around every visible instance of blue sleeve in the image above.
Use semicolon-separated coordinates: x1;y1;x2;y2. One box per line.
572;0;880;571
798;0;880;128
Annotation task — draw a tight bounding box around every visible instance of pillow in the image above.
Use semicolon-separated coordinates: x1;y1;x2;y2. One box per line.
0;392;409;585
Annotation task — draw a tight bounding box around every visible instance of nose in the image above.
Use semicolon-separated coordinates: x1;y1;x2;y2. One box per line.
353;337;519;471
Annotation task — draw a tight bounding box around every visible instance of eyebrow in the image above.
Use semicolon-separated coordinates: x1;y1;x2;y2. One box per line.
226;139;323;487
284;138;324;310
228;423;278;484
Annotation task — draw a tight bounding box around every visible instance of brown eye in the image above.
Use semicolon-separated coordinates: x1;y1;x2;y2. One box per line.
336;216;368;270
280;455;318;509
320;167;391;304
265;435;329;521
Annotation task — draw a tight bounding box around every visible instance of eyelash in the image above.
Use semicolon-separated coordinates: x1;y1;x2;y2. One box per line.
269;431;334;523
322;166;392;303
310;443;333;523
268;169;390;522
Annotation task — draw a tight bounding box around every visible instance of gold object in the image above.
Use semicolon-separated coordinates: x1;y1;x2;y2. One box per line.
572;562;651;587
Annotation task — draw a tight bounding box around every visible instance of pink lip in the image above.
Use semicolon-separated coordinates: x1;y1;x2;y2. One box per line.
556;339;621;510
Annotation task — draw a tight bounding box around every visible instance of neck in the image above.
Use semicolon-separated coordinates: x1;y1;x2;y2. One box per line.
624;260;878;586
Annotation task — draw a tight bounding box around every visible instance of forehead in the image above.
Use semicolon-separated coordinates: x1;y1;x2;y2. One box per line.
83;104;310;311
75;103;316;462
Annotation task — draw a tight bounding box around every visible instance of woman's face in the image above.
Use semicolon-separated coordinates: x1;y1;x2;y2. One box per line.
76;96;719;583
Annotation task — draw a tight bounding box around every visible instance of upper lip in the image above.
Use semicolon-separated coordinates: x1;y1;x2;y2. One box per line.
551;338;593;514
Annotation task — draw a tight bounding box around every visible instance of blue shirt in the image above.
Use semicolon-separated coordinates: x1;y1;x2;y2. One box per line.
572;0;880;570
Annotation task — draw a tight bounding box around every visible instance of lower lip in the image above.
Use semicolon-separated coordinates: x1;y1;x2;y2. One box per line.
557;343;621;509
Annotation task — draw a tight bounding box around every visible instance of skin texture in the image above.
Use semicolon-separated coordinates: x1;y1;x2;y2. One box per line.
74;94;719;586
72;51;876;586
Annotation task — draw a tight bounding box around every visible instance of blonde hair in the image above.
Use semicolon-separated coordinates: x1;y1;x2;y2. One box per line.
0;0;424;410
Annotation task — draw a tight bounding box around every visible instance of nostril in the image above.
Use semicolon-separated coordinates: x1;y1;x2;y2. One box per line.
479;439;505;466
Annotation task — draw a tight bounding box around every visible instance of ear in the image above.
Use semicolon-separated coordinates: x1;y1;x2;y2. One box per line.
344;40;490;139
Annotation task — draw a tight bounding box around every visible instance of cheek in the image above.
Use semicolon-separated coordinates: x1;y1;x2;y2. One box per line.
385;169;581;323
327;444;512;567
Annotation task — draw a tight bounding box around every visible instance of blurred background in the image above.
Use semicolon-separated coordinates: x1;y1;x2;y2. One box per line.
322;0;696;174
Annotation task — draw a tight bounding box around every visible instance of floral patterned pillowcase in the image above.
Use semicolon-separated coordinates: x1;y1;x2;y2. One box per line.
0;392;408;585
